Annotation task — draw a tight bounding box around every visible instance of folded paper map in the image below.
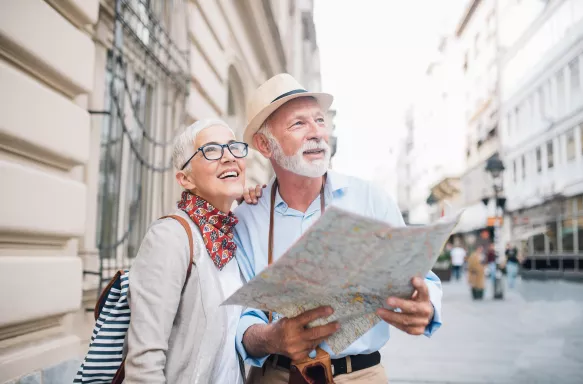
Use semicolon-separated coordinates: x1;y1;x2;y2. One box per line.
223;206;462;354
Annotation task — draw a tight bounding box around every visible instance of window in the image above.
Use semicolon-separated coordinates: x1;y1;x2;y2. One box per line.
513;159;517;183
547;140;554;169
515;106;521;130
570;57;580;106
536;147;542;173
557;69;566;113
538;87;546;118
488;65;498;92
580;124;583;155
567;129;576;161
464;52;469;72
506;113;512;136
521;155;526;180
93;1;190;288
528;96;534;124
474;33;480;57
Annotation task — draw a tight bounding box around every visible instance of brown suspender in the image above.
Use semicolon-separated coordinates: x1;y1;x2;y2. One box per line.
268;177;326;266
267;177;326;321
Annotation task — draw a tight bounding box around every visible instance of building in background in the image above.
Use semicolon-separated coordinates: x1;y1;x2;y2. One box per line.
396;107;415;224
450;0;502;236
0;0;325;382
500;0;583;265
396;36;466;225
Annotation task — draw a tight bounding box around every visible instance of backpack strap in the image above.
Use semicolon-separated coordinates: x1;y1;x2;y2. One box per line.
160;215;195;281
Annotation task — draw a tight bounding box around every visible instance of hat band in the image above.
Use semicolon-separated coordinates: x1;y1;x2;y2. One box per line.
271;89;307;103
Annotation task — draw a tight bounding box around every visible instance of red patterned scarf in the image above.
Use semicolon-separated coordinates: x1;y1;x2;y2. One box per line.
178;191;238;271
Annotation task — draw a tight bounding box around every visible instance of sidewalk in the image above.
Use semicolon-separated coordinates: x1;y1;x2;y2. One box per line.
380;277;583;383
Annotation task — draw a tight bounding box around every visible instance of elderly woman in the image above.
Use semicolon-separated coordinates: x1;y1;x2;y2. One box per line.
125;119;249;383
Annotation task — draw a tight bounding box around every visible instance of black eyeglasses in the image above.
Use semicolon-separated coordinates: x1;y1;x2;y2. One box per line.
181;141;249;170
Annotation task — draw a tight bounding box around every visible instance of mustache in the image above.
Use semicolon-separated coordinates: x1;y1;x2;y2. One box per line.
300;140;330;152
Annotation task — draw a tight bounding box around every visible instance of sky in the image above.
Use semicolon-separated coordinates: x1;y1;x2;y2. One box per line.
314;0;468;193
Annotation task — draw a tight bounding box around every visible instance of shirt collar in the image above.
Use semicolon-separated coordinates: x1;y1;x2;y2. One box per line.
271;170;350;212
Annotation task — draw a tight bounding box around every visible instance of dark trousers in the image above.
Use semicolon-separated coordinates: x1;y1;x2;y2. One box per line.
452;265;463;280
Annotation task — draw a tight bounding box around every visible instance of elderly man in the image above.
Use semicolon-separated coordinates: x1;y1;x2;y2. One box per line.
235;74;443;383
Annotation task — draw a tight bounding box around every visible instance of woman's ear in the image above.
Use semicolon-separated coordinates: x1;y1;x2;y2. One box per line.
176;170;196;191
253;133;272;158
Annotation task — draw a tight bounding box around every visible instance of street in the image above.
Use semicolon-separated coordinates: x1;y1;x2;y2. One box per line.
381;278;583;383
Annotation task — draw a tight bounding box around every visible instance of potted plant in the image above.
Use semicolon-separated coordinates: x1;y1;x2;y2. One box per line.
432;248;452;282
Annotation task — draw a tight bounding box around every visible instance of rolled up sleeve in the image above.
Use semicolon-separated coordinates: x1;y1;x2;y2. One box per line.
125;219;191;383
423;270;443;337
235;309;270;367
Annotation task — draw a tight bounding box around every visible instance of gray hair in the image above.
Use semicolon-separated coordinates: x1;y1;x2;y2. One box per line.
172;118;233;171
255;121;273;150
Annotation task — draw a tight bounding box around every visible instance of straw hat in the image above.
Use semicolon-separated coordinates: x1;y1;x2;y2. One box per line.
243;73;333;149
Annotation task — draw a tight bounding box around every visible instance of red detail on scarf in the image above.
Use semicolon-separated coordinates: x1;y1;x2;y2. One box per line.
178;191;238;271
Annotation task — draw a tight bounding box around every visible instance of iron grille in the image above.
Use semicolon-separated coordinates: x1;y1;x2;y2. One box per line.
87;0;190;297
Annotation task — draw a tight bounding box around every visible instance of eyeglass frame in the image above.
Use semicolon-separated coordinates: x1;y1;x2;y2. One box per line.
180;141;249;170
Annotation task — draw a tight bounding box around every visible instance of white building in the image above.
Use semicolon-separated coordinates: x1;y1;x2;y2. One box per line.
500;0;583;258
449;0;502;237
397;36;466;225
0;0;324;382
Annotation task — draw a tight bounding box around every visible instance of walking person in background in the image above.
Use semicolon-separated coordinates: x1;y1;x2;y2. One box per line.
450;243;467;281
486;242;497;287
467;245;486;300
505;242;520;289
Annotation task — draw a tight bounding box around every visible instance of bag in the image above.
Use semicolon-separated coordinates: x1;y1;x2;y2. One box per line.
288;347;335;384
73;215;194;384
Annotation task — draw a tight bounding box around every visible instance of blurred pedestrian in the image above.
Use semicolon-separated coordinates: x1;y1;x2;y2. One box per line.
505;242;520;289
450;243;467;281
467;245;486;300
486;242;497;286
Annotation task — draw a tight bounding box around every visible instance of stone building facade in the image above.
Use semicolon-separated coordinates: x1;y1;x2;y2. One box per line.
0;0;324;382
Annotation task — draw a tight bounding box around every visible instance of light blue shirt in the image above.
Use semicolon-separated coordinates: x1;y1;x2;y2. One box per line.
234;170;443;367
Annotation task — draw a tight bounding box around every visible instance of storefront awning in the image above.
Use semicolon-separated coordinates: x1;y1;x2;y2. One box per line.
452;202;489;234
513;225;548;241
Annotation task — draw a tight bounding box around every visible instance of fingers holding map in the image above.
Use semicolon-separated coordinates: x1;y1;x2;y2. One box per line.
222;206;462;353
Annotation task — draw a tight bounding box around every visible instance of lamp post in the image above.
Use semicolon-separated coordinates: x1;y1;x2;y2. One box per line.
484;153;506;268
426;192;438;221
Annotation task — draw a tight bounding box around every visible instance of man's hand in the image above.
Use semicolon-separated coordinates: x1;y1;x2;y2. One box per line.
376;277;434;336
236;184;266;205
242;306;340;361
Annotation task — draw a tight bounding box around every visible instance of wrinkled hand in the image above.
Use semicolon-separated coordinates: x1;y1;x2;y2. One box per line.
237;184;266;205
268;306;340;361
376;277;434;336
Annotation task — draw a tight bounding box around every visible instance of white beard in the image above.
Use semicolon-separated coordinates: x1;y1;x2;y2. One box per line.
265;133;331;177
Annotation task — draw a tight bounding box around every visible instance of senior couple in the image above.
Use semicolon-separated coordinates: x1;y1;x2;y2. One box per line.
124;74;443;383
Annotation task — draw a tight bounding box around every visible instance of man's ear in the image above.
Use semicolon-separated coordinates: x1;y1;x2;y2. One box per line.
176;170;196;191
253;133;272;158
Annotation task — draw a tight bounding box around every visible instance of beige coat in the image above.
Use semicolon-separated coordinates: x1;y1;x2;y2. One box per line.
467;250;485;290
124;210;244;384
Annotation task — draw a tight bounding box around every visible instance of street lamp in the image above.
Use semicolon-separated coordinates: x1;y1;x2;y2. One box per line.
485;153;505;181
426;192;438;206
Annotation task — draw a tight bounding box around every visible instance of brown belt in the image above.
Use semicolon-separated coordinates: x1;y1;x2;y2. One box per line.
269;351;381;377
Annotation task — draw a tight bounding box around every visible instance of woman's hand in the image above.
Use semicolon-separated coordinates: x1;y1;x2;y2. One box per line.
237;184;266;205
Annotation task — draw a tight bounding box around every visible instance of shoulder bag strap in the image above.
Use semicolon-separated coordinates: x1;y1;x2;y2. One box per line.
159;215;194;283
